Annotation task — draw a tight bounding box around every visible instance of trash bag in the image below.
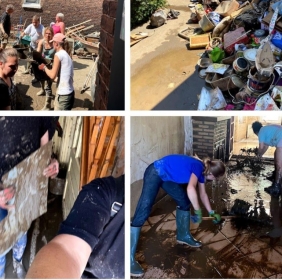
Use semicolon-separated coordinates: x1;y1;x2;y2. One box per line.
197;87;227;110
209;46;225;63
150;10;167;27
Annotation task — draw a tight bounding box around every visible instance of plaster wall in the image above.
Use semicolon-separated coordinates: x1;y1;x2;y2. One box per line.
130;116;192;217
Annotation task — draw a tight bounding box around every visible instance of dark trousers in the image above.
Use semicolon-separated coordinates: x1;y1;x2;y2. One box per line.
131;163;191;227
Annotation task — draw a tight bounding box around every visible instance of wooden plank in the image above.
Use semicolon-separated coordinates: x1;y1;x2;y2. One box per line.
65;19;92;30
80;117;90;188
100;117;121;177
0;141;52;254
88;117;111;181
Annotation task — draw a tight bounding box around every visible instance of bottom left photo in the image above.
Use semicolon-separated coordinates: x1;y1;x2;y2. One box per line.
0;116;124;279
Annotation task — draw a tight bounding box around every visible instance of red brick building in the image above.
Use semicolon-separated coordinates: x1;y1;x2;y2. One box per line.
0;0;102;31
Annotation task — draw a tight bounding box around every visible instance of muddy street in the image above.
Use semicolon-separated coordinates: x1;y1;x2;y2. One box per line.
130;0;204;110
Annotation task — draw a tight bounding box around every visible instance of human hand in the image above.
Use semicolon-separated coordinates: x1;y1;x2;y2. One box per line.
38;63;46;71
191;209;202;224
43;158;59;179
0;185;16;210
209;210;221;224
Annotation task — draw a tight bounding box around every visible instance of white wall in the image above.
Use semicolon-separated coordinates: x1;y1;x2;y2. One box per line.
131;116;186;182
130;116;192;216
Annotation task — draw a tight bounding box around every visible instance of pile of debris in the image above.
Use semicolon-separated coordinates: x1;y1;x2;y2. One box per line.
182;0;282;110
65;20;99;58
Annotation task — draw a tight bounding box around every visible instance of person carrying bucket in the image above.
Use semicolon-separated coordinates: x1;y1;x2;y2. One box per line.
252;121;282;197
130;154;225;277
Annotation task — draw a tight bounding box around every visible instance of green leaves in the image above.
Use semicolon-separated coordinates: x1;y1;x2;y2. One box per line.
131;0;167;28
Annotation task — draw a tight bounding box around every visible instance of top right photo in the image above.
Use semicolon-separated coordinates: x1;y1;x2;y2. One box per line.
131;0;282;110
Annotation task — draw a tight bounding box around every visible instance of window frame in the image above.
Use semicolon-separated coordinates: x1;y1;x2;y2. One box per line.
22;0;42;9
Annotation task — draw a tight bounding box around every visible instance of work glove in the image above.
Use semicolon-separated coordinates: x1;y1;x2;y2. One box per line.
191;209;202;224
209;210;221;224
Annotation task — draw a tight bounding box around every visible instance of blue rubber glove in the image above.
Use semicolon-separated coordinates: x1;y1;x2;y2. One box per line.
191;209;202;224
209;210;221;224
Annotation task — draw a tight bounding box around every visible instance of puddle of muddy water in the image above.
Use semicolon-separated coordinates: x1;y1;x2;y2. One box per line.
131;48;201;110
133;156;280;279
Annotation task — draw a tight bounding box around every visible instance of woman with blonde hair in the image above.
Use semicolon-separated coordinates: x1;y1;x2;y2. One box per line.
38;33;74;110
0;48;18;110
52;13;65;35
34;26;55;110
130;154;225;277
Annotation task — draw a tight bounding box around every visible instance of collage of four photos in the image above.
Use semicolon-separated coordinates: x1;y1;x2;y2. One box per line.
1;0;282;279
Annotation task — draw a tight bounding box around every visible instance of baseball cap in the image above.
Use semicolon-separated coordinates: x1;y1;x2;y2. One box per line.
50;33;66;43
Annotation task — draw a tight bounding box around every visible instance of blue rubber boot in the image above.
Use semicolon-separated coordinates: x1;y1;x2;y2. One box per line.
0;254;6;279
130;226;144;277
176;208;202;247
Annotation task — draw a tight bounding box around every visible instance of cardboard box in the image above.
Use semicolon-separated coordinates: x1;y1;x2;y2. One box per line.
223;27;249;54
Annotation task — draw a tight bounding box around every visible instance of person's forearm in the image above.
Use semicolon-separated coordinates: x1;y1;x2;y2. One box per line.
187;184;200;210
258;143;268;157
40;131;49;147
26;234;91;279
200;192;212;213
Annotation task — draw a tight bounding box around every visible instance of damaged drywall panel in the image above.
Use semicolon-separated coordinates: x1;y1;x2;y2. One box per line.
0;141;52;254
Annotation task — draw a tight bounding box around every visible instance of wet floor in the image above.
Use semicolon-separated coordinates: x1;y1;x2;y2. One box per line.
131;46;203;110
133;157;282;278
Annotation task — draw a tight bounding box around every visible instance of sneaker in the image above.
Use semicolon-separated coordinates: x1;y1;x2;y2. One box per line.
31;78;38;84
13;259;26;279
37;89;45;96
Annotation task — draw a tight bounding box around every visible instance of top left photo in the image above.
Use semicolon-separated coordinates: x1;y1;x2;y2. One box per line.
0;0;124;111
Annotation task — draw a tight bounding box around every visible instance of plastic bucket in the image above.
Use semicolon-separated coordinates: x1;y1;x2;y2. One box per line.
233;57;249;73
199;15;215;32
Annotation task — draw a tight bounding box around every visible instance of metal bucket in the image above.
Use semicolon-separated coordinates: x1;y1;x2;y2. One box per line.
233;57;249;73
49;177;65;195
247;67;274;93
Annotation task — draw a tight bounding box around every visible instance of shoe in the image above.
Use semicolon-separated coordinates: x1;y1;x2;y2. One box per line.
37;89;45;96
31;78;38;84
130;226;144;277
13;259;26;279
176;208;202;247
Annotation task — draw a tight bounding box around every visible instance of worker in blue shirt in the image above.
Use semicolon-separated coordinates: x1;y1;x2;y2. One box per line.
252;121;282;196
130;154;226;277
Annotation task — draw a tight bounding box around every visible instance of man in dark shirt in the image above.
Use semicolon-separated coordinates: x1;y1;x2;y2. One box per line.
26;175;125;279
0;4;14;50
0;117;58;279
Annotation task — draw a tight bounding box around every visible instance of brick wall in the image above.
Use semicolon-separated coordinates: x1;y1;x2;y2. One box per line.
192;117;230;161
93;0;117;110
1;0;102;32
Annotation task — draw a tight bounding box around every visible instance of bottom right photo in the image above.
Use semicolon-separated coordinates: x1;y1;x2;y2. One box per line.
131;115;282;279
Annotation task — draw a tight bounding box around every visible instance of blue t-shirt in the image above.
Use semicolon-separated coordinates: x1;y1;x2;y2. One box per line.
258;125;282;147
154;155;205;184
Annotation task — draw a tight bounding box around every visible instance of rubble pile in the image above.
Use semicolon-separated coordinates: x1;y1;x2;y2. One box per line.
184;0;282;110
